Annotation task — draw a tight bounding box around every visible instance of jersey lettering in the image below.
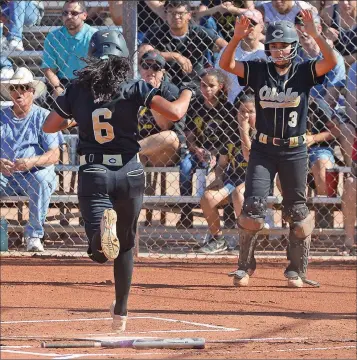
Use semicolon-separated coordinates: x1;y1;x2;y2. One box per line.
259;85;301;109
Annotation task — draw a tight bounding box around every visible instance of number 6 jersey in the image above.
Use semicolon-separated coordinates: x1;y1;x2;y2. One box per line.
238;60;325;139
53;79;160;155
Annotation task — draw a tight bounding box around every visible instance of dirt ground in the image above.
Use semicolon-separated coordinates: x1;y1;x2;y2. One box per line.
0;257;356;359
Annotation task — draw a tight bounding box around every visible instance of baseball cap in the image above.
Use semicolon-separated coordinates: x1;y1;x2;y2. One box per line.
242;9;263;25
140;51;166;67
295;11;321;25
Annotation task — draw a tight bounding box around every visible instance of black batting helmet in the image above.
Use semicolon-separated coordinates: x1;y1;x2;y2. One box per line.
88;29;129;59
264;20;299;61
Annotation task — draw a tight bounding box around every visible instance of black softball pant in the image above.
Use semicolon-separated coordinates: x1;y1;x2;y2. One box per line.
244;142;308;212
78;159;145;258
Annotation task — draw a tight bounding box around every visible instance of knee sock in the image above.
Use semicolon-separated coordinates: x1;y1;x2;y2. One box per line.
113;248;134;316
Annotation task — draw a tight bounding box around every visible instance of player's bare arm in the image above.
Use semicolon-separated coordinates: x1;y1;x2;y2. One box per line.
150;89;192;121
219;15;253;77
299;9;338;76
43;114;77;133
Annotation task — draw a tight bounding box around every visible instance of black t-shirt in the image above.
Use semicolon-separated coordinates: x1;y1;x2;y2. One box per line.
307;97;333;148
186;96;238;152
219;129;247;180
238;60;326;139
137;80;185;139
143;23;219;85
53;80;159;156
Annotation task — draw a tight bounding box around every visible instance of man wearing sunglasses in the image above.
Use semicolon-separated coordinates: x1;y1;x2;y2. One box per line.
138;51;186;170
41;0;97;101
0;67;65;252
142;0;228;86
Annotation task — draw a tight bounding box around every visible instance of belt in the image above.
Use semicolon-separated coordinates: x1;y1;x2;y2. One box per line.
256;133;306;148
80;153;140;166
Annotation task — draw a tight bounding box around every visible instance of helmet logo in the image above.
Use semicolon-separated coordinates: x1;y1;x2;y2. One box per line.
272;29;284;39
102;32;110;38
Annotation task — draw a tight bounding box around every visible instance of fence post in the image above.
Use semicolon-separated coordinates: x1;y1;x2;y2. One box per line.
122;1;138;79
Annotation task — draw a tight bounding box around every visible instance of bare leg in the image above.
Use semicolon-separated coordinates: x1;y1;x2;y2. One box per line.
139;130;180;167
200;187;230;236
231;183;245;219
339;123;355;167
311;158;334;195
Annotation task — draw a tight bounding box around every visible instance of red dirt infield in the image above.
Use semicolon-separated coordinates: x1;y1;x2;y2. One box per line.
0;257;356;359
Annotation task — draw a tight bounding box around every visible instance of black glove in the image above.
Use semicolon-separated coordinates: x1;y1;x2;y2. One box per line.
179;82;197;98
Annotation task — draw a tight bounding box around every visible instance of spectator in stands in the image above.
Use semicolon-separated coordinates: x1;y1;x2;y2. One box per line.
215;9;266;103
295;13;346;110
0;67;64;252
177;68;233;229
41;0;97;100
200;93;255;253
338;62;357;167
339;136;356;256
331;24;357;57
0;0;44;51
255;0;317;24
142;0;228;86
306;1;337;13
193;1;255;42
138;51;185;167
321;1;356;33
306;97;339;196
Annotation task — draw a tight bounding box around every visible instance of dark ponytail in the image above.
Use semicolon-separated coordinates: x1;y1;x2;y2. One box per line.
73;55;131;103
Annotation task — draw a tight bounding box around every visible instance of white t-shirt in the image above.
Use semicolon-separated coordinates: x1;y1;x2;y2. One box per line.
215;42;266;103
260;1;314;24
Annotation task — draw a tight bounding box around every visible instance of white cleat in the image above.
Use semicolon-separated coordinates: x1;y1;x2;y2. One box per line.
287;277;304;288
112;315;128;333
233;273;250;287
110;300;127;333
26;237;44;252
100;209;119;260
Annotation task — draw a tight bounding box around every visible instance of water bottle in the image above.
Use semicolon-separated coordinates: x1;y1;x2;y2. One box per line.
0;217;8;252
195;168;207;198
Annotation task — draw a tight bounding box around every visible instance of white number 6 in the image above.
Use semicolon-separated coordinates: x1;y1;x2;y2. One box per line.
92;108;114;144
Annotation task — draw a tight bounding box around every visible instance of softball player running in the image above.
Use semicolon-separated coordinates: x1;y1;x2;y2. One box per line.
43;29;194;331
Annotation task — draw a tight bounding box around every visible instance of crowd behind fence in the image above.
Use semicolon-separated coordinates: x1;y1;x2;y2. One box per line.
0;0;356;257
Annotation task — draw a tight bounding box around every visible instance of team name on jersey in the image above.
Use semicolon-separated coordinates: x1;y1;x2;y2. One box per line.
259;85;301;109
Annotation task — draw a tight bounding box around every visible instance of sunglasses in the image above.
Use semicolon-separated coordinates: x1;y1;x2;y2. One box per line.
140;62;163;71
62;10;84;17
9;84;32;92
248;19;258;27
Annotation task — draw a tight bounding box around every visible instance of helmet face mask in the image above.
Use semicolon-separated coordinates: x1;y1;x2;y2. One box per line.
264;20;300;67
88;30;129;59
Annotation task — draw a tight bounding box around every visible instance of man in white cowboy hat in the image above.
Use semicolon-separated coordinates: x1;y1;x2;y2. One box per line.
0;67;65;252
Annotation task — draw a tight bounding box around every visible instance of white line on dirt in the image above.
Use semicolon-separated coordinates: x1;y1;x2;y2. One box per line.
1;315;239;331
0;349;60;357
251;345;357;353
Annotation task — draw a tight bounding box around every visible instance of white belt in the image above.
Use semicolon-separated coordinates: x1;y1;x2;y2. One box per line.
80;154;139;166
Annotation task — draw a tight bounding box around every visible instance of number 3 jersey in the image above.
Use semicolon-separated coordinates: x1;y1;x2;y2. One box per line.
53;79;160;155
238;60;326;139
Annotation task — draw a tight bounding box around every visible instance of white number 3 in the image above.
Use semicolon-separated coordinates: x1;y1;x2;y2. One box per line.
288;111;298;127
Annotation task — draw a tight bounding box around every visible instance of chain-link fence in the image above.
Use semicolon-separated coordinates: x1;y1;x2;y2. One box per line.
0;0;356;257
